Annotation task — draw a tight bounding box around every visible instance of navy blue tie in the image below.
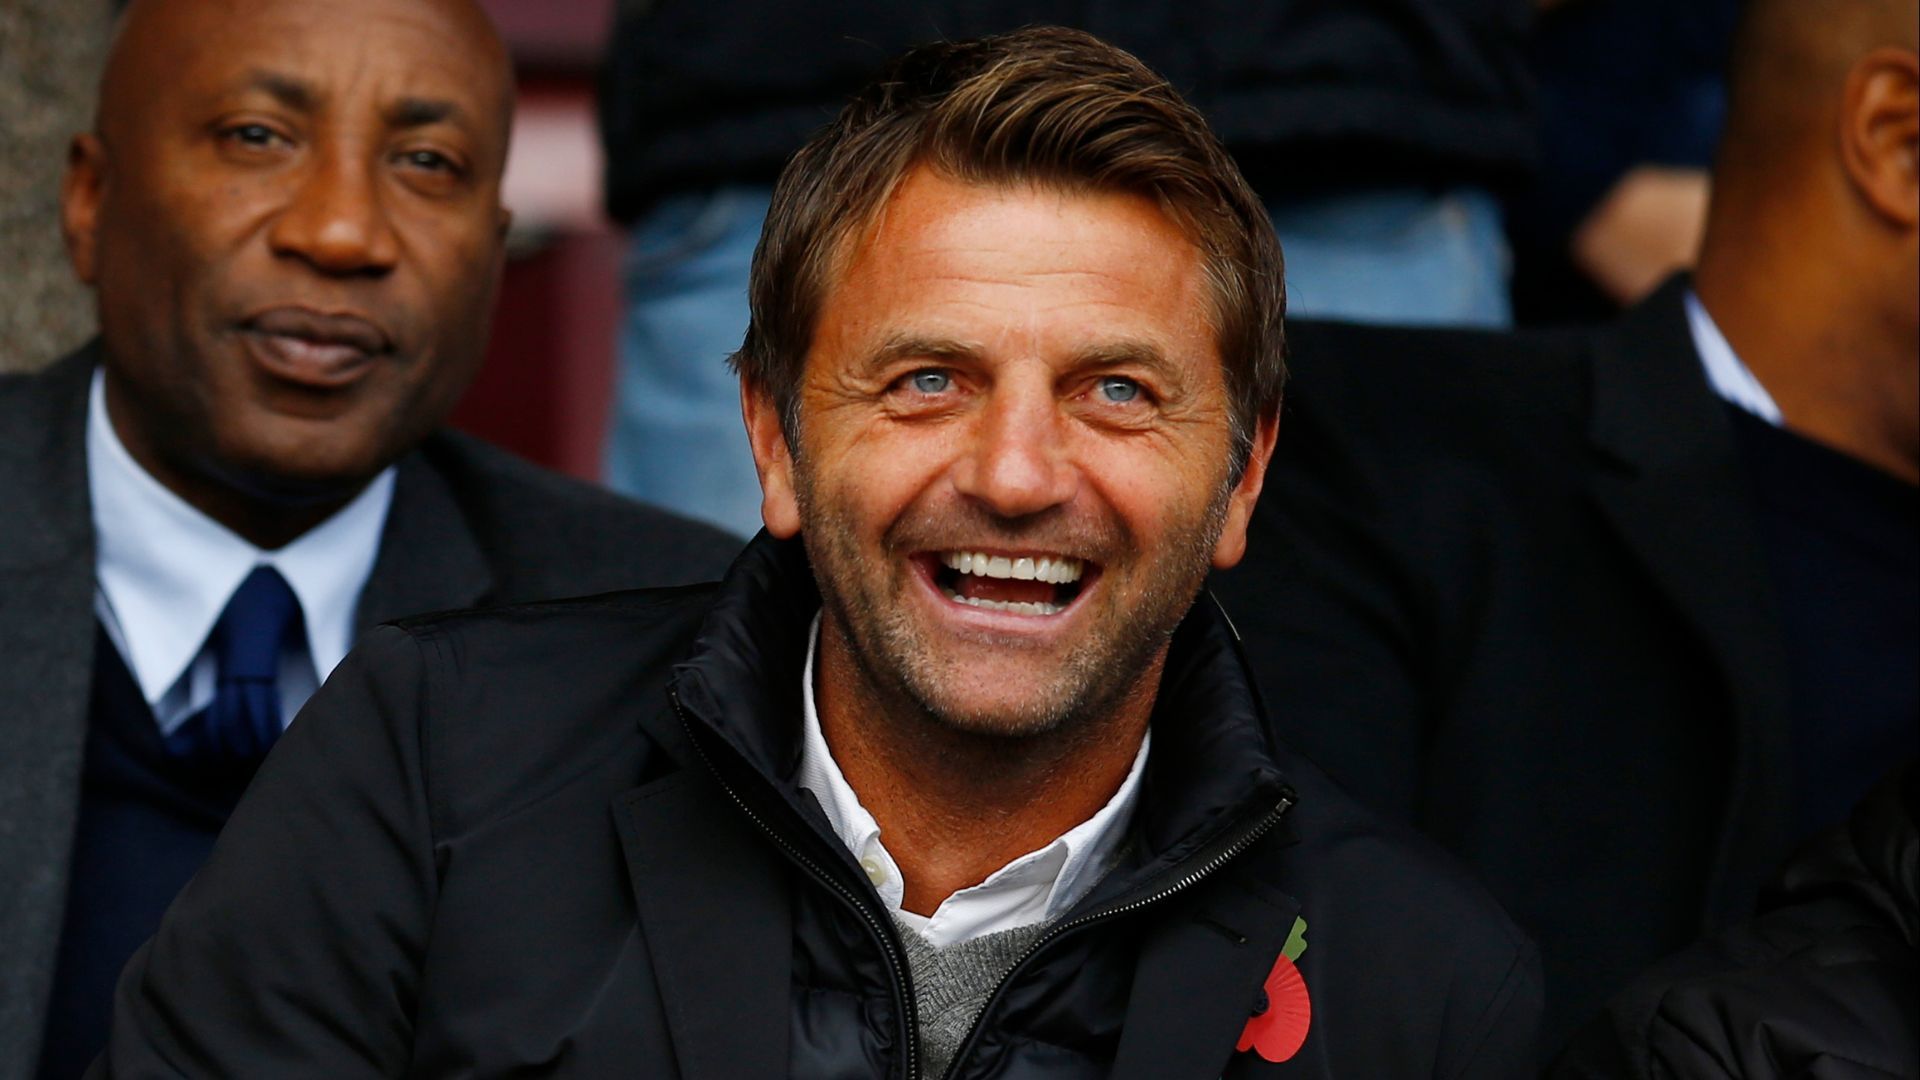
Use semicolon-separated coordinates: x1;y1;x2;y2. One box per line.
162;565;303;767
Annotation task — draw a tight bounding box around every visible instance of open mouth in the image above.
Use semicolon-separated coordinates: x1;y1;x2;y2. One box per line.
931;550;1090;617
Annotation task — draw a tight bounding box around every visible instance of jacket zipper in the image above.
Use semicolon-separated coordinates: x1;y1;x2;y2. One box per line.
938;789;1297;1079
672;691;925;1080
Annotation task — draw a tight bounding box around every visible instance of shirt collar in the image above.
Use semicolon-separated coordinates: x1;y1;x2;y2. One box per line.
1686;290;1785;426
87;365;396;705
796;614;1151;946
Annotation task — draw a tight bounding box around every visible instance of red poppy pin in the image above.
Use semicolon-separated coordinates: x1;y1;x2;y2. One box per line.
1236;916;1311;1063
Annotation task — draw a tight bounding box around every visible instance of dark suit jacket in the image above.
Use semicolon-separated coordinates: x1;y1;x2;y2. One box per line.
0;345;742;1076
1212;280;1796;1045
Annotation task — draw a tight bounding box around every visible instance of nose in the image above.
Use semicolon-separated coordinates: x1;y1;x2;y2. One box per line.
950;379;1079;519
267;148;400;276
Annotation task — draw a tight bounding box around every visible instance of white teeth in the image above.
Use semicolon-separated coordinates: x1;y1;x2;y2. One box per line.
949;595;1063;616
938;551;1084;584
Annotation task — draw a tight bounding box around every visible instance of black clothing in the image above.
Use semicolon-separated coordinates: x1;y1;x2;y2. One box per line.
600;1;1536;221
36;632;253;1080
1211;280;1801;1044
0;346;742;1077
1724;405;1920;837
1552;762;1920;1080
1505;0;1738;324
97;535;1543;1078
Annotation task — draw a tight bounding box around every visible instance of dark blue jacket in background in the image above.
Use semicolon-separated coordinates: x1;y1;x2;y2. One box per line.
600;0;1537;221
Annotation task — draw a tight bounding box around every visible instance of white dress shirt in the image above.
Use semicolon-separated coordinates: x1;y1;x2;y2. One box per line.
87;367;396;734
797;616;1151;948
1686;290;1785;426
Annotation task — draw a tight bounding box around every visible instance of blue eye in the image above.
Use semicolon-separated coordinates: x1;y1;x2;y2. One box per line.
1097;377;1141;403
910;370;951;394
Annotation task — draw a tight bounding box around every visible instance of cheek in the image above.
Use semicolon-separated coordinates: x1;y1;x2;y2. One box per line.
416;214;505;303
1084;437;1230;537
808;431;957;535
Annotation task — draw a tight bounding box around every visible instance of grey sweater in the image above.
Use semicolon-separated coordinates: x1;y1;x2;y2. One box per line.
892;916;1052;1078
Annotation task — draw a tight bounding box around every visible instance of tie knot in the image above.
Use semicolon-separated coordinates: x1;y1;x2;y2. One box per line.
212;565;303;684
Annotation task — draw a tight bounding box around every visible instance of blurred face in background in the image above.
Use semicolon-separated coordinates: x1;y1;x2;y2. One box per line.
61;0;513;535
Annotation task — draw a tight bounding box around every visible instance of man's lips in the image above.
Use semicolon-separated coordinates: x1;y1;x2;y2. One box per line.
241;307;392;389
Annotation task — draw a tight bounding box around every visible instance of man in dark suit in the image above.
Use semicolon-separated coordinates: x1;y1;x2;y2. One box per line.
0;0;737;1074
94;28;1542;1078
1215;0;1919;1045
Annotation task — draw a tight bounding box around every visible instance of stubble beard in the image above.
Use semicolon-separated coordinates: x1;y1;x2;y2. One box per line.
797;466;1234;748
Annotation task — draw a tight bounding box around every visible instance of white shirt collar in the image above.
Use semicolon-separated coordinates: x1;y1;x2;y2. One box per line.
1686;290;1785;426
87;366;396;722
796;615;1150;948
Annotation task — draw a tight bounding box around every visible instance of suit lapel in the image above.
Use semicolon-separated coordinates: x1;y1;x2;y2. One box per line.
355;448;493;630
1584;278;1795;921
614;769;793;1080
1110;868;1300;1080
0;349;105;1077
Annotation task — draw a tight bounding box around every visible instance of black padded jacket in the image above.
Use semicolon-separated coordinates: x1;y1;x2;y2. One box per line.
98;535;1542;1078
1552;763;1920;1080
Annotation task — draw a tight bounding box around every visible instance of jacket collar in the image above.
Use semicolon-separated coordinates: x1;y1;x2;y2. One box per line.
641;534;1299;1080
1585;276;1796;922
352;437;494;631
669;533;1294;889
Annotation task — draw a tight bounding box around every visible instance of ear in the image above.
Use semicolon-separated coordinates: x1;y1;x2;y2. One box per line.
1840;46;1920;230
61;133;108;284
741;377;802;539
1210;403;1281;570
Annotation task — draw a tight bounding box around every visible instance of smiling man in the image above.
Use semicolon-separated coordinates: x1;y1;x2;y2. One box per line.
0;0;735;1074
95;28;1539;1078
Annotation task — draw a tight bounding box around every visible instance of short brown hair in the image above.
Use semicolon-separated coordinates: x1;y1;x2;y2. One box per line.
732;26;1286;469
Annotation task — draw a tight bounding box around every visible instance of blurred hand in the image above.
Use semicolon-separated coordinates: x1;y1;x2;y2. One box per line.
1571;165;1712;306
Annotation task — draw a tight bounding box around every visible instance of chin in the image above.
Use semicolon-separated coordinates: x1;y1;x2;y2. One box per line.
902;667;1116;742
209;446;387;507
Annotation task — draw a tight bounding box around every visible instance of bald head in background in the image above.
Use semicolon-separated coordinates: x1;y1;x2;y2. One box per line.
23;2;523;1074
1697;0;1919;482
63;0;516;547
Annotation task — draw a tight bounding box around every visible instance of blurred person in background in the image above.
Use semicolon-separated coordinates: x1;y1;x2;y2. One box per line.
1;0;734;1074
1216;0;1918;1049
1507;0;1743;324
596;0;1536;537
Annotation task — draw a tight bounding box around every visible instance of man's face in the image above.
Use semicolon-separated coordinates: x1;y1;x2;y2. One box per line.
746;168;1275;736
62;0;511;507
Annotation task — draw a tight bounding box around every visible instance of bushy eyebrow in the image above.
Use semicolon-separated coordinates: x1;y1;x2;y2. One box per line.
384;97;467;130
